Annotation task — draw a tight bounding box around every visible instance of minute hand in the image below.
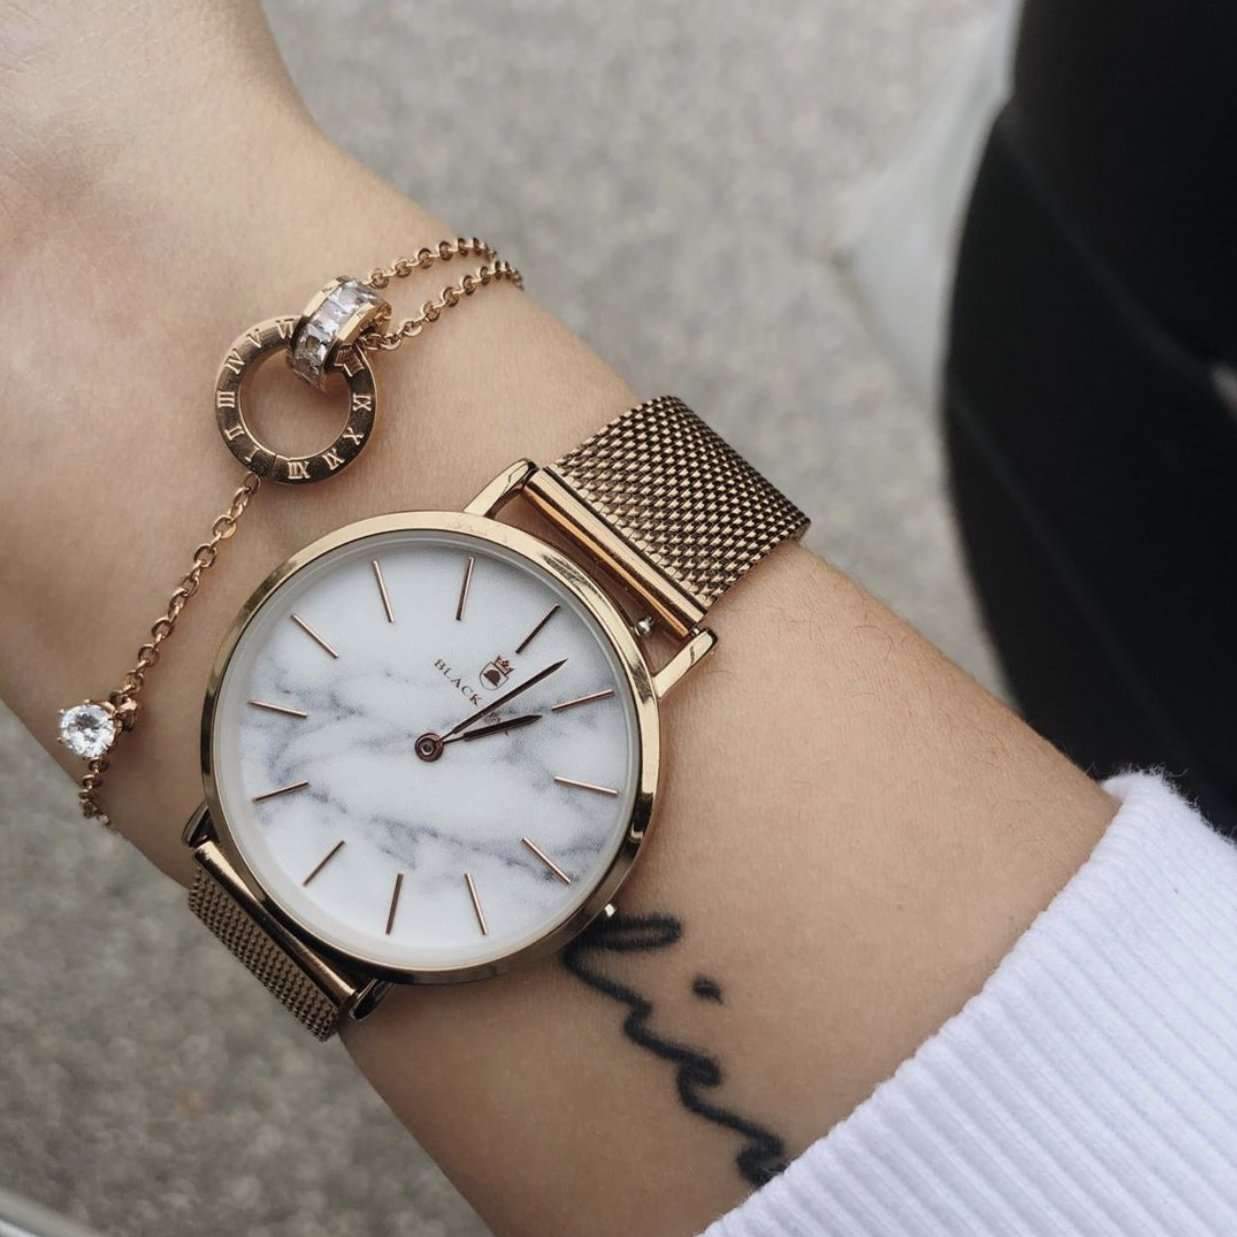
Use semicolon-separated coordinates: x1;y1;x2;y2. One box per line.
440;658;567;740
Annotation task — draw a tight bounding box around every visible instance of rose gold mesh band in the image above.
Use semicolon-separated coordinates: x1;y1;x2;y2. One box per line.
553;396;809;611
189;864;342;1041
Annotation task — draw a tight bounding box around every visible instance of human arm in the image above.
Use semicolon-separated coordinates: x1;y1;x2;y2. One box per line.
0;4;1116;1235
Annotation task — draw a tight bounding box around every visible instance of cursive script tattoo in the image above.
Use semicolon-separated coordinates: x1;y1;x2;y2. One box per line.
562;912;789;1187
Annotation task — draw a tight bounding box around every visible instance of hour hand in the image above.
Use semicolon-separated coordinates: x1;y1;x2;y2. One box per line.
442;713;541;745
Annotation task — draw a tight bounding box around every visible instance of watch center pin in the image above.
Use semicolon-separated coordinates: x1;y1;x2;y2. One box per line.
414;732;445;762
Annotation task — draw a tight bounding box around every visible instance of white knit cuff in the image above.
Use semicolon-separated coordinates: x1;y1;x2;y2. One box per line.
705;773;1237;1237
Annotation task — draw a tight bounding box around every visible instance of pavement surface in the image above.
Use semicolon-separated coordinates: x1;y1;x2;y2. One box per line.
0;2;997;1234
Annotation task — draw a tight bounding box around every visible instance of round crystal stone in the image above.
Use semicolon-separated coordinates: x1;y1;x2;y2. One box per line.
58;703;116;760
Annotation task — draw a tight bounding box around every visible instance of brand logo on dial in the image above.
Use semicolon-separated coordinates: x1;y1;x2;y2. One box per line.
480;656;513;689
433;658;483;706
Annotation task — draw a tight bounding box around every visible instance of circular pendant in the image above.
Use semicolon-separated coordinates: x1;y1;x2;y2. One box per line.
215;317;378;485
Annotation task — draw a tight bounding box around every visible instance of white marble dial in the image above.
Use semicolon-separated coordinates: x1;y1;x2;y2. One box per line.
209;527;641;973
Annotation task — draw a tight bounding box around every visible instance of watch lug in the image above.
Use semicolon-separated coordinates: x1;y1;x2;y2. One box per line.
181;802;215;848
652;628;718;699
463;458;538;518
192;839;361;1012
348;979;393;1024
523;467;705;638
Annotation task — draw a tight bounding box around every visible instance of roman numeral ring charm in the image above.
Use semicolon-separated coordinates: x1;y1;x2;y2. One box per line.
215;277;387;486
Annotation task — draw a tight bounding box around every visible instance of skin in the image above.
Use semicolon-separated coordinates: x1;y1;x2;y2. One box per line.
0;4;1116;1235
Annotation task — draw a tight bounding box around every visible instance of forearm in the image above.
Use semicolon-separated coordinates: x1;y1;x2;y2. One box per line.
346;546;1113;1235
0;7;1114;1236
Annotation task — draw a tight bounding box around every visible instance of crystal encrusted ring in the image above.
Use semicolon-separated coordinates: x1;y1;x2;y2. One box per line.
290;277;389;390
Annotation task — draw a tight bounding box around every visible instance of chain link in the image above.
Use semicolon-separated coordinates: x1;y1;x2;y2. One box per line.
358;237;523;353
78;473;262;825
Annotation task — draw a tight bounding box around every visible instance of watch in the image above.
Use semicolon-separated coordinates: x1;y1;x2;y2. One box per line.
183;395;809;1039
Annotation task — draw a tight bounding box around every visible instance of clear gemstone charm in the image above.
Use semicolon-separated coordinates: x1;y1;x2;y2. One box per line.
58;702;116;761
289;278;388;390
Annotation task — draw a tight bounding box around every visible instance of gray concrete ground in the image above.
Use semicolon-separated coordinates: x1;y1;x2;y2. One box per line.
0;2;996;1234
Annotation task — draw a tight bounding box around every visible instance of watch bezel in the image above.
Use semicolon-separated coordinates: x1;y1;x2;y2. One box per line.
200;509;660;985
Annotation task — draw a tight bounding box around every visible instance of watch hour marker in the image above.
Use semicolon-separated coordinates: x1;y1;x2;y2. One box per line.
521;837;573;885
290;613;339;659
464;872;488;935
247;699;308;719
252;779;310;803
515;605;560;655
302;840;345;886
551;688;615;713
385;872;404;935
553;775;620;798
372;558;395;623
455;555;475;622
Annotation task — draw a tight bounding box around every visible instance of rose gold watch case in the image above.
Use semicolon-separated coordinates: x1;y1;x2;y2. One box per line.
199;507;661;986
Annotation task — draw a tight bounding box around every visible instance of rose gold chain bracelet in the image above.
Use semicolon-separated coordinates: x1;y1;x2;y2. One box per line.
58;238;523;827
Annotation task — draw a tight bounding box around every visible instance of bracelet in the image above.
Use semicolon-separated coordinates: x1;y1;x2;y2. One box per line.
57;238;523;827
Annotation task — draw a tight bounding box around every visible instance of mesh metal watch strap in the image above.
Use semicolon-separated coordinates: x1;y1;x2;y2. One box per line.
188;854;349;1041
553;396;809;612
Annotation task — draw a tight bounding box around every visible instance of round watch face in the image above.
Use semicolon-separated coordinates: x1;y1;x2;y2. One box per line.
204;516;656;979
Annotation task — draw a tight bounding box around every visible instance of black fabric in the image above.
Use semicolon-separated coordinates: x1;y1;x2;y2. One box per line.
1012;3;1237;370
944;101;1237;831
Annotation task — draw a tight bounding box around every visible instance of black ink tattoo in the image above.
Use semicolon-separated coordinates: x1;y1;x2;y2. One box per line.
692;975;724;1004
562;912;789;1187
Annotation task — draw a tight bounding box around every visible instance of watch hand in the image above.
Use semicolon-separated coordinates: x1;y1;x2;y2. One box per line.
441;658;566;740
442;713;542;745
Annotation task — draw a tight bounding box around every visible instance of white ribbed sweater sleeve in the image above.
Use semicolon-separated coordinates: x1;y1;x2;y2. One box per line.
705;773;1237;1237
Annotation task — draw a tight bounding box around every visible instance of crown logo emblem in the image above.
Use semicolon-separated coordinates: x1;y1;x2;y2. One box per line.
480;655;513;689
